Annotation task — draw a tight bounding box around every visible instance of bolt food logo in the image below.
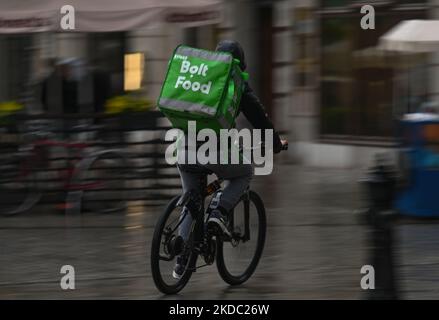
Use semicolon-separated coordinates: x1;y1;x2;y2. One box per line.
174;56;212;95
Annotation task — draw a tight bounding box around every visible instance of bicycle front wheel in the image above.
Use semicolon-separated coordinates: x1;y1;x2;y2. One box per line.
0;156;42;216
216;190;266;285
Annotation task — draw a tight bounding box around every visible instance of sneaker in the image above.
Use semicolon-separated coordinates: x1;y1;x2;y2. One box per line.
172;255;188;280
207;209;232;238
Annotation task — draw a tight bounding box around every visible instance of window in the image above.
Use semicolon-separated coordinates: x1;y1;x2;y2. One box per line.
0;34;32;102
183;26;217;50
320;4;427;138
88;32;126;96
124;53;144;91
294;7;317;88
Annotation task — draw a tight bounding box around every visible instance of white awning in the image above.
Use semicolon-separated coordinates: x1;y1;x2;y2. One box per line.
0;0;222;33
379;20;439;53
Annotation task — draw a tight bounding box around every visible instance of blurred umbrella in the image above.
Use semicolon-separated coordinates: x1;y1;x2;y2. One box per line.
380;20;439;53
377;20;438;116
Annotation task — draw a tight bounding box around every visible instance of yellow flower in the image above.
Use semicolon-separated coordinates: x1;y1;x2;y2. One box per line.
0;101;23;116
105;95;154;114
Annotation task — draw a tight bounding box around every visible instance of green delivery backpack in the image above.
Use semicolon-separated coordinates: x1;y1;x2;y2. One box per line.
157;45;248;133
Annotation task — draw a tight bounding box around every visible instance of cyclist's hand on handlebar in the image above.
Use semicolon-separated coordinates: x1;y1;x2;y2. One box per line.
273;138;288;154
281;139;288;151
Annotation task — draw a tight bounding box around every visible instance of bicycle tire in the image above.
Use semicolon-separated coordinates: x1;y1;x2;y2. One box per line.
216;190;266;285
150;195;198;294
0;157;42;216
78;151;128;214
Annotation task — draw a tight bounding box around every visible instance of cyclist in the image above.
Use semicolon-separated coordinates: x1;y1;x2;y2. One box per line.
174;40;287;279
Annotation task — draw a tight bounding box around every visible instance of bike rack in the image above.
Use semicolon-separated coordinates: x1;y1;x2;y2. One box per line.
0;112;182;215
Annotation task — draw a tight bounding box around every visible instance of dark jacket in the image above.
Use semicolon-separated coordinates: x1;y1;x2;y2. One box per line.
216;40;283;153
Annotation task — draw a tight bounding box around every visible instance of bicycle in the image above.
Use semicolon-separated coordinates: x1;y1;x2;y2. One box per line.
0;121;129;216
150;142;288;294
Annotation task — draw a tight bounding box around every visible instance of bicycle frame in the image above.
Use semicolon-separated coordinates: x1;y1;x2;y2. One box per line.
21;139;106;191
176;173;252;262
177;173;209;246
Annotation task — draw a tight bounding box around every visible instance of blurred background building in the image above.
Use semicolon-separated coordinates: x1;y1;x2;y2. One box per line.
1;0;438;167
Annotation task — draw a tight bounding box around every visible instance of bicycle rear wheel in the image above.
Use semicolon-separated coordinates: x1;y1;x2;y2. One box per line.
150;196;198;294
0;156;42;216
216;190;266;285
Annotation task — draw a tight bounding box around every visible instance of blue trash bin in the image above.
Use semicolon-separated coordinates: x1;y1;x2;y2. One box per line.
395;116;439;217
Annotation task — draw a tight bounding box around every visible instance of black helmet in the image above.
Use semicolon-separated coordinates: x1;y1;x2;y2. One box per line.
215;40;246;71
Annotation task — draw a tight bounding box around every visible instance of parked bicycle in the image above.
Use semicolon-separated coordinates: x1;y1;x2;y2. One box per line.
0;120;129;215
